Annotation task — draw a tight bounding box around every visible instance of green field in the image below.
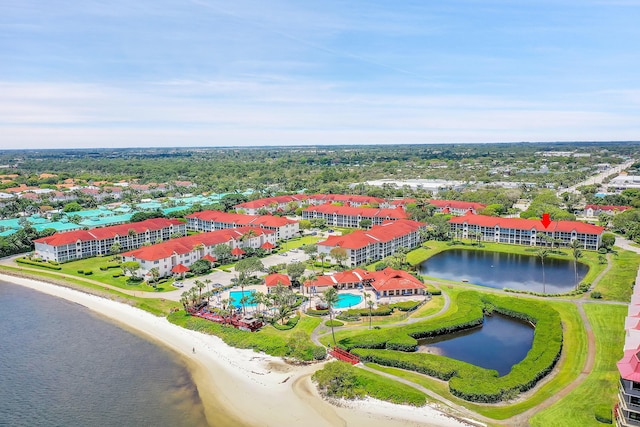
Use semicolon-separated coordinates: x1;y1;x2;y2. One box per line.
530;303;626;426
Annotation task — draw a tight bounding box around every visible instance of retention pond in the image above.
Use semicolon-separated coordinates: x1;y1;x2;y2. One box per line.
417;313;535;376
419;249;588;294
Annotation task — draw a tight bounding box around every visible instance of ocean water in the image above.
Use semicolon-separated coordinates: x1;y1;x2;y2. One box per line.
0;281;208;427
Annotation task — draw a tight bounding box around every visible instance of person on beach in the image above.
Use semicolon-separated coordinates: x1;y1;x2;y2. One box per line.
192;347;195;354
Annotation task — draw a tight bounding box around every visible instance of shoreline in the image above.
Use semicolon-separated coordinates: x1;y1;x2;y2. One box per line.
0;272;476;427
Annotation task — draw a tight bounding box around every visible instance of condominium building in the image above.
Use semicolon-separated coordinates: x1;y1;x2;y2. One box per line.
122;226;276;279
302;204;408;228
317;219;425;267
449;214;604;250
616;269;640;426
186;210;299;240
33;218;186;263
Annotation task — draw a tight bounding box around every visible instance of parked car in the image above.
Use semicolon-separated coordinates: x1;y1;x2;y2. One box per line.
174;281;184;288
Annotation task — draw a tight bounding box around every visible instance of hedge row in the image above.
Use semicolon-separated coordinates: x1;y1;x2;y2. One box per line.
344;291;563;403
338;292;484;351
16;258;62;270
390;300;422;312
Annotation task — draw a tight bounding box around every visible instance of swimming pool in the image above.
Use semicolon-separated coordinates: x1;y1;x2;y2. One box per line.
229;290;257;307
334;293;363;309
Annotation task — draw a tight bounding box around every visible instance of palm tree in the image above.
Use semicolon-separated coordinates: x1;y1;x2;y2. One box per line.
204;279;212;294
127;228;136;250
321;287;340;346
570;240;583;290
195;280;205;300
149;267;160;289
239;295;250;316
363;292;374;329
536;248;550;294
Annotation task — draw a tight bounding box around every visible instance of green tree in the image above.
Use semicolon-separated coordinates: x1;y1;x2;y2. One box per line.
286;261;306;285
536;249;549;294
359;219;372;229
600;233;616;250
321;287;340;346
214;243;232;263
62;202;82;213
570;240;583;290
148;267;160;288
329;247;348;267
363;292;374;329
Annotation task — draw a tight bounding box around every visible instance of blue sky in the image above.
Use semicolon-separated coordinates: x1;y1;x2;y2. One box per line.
1;0;639;148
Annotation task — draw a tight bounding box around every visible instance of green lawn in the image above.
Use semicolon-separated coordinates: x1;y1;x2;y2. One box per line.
530;303;626;426
592;248;640;301
17;256;178;292
280;235;321;251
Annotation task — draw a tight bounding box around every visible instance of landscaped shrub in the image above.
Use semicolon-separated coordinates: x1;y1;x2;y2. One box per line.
126;277;144;285
313;346;327;360
325;319;344;327
342;291;563;403
112;273;122;278
100;266;108;271
591;291;603;299
307;309;329;316
341;305;393;317
594;404;612;424
83;270;93;276
272;315;300;330
16;258;62;270
77;269;84;274
391;300;422;311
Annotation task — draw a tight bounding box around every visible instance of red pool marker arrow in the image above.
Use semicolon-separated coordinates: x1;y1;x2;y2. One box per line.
541;213;552;228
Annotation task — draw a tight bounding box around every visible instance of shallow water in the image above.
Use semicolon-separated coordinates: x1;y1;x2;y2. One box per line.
0;280;208;427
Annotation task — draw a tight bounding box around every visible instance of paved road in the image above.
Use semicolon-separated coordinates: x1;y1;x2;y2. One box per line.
557;158;636;196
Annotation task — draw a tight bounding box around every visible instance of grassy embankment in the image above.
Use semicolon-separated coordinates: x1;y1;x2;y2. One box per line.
592;247;640;301
15;256;178;292
530;303;626;426
0;264;179;316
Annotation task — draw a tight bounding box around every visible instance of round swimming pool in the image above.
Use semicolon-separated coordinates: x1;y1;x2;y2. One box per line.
334;293;363;309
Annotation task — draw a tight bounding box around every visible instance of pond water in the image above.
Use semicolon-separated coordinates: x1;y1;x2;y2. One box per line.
419;249;588;294
417;314;534;376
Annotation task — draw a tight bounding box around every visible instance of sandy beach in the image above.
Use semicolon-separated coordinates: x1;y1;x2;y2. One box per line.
1;273;477;427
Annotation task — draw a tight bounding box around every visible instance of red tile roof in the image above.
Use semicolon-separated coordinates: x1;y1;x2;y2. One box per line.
449;214;604;235
307;194;385;205
186;210;296;227
304;203;407;219
121;227;269;261
171;264;190;273
261;242;275;250
618;350;640;381
264;273;291;287
304;268;373;288
235;195;308;209
318;219;424;250
231;247;246;256
428;199;487;211
202;254;217;262
369;268;425;292
34;218;184;247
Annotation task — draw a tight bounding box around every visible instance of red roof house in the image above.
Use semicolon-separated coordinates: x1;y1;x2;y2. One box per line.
264;273;292;289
